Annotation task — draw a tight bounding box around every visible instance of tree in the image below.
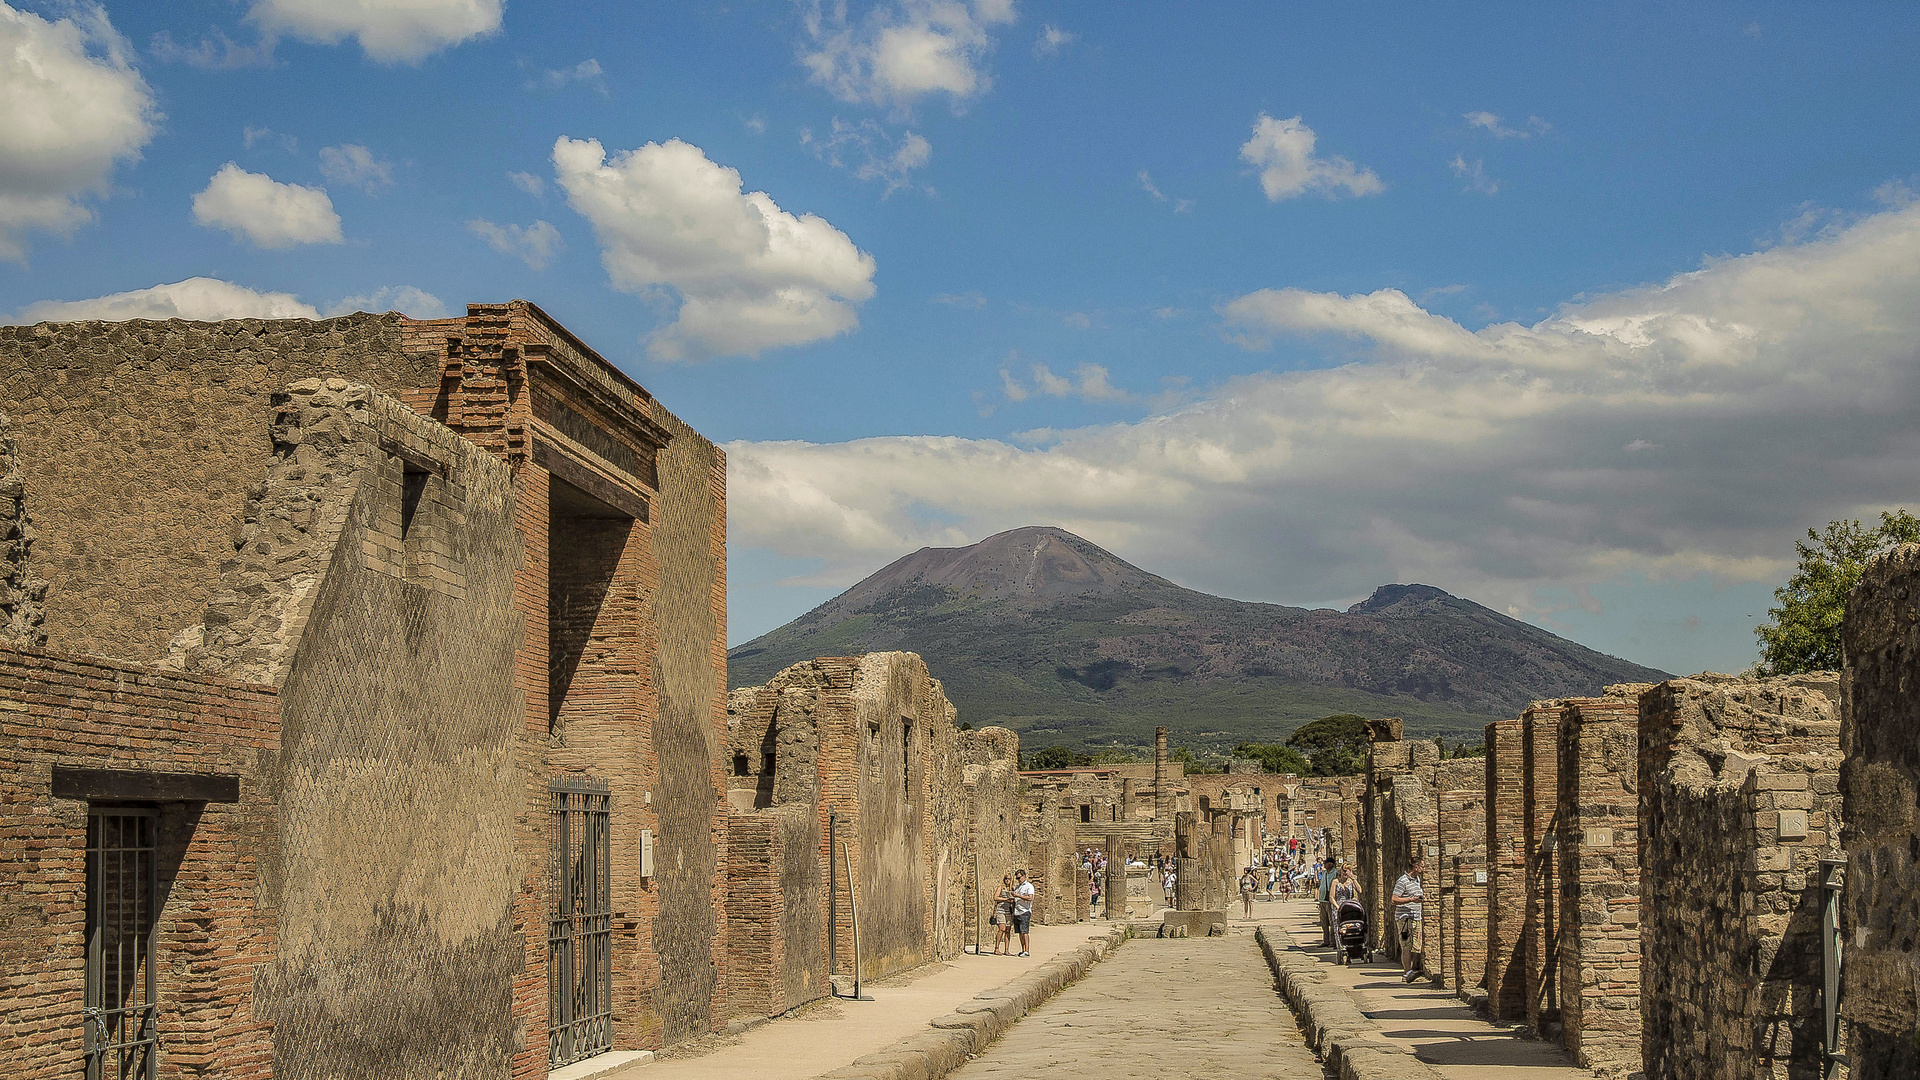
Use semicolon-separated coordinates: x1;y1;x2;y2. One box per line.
1757;510;1920;674
1231;741;1312;776
1285;714;1369;776
1023;745;1092;771
1089;748;1139;765
1169;746;1221;775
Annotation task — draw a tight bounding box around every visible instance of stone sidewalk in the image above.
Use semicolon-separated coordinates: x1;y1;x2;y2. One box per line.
1262;899;1593;1079
944;926;1327;1079
617;921;1117;1080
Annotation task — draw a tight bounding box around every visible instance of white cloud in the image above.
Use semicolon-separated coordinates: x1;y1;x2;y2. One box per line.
0;2;158;263
724;197;1920;631
466;218;563;270
243;126;297;152
802;0;1017;109
1137;169;1193;212
9;277;322;323
327;285;449;318
803;119;932;196
1450;153;1498;195
192;163;343;248
530;58;606;93
1002;360;1127;403
1239;114;1383;201
553;135;877;360
508;170;545;196
245;0;502;63
318;143;393;193
1464;111;1551;139
1033;24;1072;57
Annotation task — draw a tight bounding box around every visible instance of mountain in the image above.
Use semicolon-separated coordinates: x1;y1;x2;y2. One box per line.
728;526;1670;753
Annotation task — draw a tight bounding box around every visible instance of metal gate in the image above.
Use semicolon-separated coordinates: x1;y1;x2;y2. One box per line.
85;808;158;1080
548;777;612;1068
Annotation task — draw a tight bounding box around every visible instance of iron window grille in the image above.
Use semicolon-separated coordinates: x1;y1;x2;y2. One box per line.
85;807;159;1080
548;777;613;1068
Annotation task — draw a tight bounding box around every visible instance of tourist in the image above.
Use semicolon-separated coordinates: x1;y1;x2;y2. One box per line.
991;874;1015;954
1264;863;1277;900
1318;859;1337;947
1332;865;1358;907
1012;869;1036;956
1239;866;1258;918
1392;858;1426;982
1162;866;1176;905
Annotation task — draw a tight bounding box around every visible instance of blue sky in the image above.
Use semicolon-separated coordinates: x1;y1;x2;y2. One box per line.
5;1;1920;676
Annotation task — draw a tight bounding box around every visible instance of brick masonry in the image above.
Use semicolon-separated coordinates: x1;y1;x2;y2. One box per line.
1639;674;1840;1080
1484;716;1526;1019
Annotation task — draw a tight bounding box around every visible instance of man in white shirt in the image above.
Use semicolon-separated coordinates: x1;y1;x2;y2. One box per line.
1391;858;1426;982
1012;869;1036;956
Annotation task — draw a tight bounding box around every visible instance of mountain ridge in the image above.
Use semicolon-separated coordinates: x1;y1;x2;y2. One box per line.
731;526;1669;751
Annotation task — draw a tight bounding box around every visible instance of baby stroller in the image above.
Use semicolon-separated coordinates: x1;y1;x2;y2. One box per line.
1334;899;1371;965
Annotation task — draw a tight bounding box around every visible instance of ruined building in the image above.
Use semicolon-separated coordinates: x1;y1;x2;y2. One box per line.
0;306;729;1079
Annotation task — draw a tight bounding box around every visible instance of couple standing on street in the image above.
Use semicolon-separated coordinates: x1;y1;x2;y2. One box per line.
988;869;1036;957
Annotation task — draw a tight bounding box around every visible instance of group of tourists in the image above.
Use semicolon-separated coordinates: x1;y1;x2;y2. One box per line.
986;869;1037;956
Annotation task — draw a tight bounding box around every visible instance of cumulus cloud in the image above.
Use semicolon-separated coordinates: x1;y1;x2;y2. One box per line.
0;2;157;263
318;143;393;193
245;0;502;63
327;284;449;318
9;277;322;323
466;218;563;270
192;163;343;248
1002;360;1127;403
1450;153;1498;195
725;197;1920;627
553;135;877;360
1465;111;1551;139
530;58;606;93
802;0;1017;109
1033;24;1072;57
1239;114;1383;201
803;118;932;196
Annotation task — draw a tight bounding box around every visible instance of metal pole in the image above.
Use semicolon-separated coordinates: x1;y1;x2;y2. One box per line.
1820;858;1846;1079
842;837;872;1000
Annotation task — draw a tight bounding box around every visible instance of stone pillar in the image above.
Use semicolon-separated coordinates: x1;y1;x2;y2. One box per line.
1556;696;1643;1075
1483;717;1527;1020
1521;702;1565;1036
1105;832;1127;919
1121;778;1135;821
1153;726;1170;821
1209;812;1233;911
1174;811;1198;909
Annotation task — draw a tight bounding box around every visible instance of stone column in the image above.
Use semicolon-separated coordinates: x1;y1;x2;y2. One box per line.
1174;811;1198;909
1209;813;1233;911
1120;777;1135;821
1105;832;1127;919
1153;726;1170;821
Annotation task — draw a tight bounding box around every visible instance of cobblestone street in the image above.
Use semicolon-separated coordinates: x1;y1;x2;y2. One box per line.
946;929;1327;1079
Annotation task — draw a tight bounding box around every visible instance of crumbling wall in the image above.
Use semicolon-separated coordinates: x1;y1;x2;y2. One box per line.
1522;701;1566;1035
0;315;438;663
0;412;48;646
1556;694;1644;1078
1840;545;1920;1080
1640;674;1840;1080
961;727;1022;945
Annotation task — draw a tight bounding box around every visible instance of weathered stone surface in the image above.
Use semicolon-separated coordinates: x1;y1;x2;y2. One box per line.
0;412;47;646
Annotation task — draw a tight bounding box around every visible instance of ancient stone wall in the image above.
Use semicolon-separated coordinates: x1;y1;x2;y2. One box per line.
0;413;48;646
1433;759;1487;993
1522;701;1566;1035
0;315;438;664
1556;695;1643;1077
0;645;281;1080
1838;545;1920;1080
1484;716;1527;1019
961;727;1023;945
1639;674;1840;1080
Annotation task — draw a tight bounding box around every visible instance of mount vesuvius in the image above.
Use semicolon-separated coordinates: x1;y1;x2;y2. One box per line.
728;526;1668;753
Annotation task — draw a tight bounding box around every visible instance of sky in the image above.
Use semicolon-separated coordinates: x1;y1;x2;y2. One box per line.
4;1;1920;675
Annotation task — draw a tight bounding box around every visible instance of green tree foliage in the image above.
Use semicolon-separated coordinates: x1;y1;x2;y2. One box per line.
1231;741;1313;776
1757;510;1920;674
1169;746;1221;775
1285;714;1369;776
1023;744;1092;770
1089;748;1139;765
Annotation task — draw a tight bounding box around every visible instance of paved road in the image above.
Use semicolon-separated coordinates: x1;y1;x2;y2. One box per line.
946;929;1328;1079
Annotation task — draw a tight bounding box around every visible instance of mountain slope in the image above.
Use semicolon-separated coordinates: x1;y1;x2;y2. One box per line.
729;526;1669;752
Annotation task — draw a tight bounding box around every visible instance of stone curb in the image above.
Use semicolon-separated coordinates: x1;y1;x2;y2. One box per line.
810;926;1128;1080
1254;923;1445;1080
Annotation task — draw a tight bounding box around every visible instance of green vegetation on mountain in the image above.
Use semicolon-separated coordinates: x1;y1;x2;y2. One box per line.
730;526;1670;755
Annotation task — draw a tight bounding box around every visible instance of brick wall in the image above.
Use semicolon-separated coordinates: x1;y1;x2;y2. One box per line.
1521;701;1565;1035
1433;759;1486;993
1484;717;1526;1019
1640;674;1841;1080
1841;545;1920;1080
1556;695;1643;1077
0;645;280;1080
